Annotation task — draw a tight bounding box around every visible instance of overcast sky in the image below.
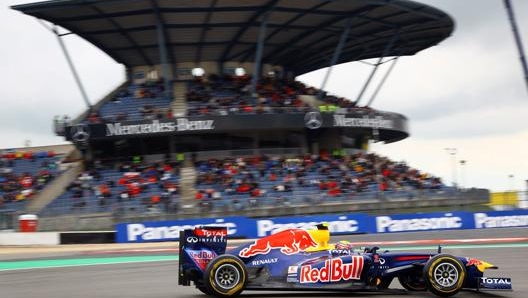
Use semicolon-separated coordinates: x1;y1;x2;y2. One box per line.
1;0;527;193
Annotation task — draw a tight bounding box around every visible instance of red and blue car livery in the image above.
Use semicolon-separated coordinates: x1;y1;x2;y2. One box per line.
178;225;512;297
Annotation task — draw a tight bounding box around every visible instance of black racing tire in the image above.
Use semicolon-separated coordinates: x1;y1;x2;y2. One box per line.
203;255;248;298
424;254;466;297
196;285;211;296
398;273;427;291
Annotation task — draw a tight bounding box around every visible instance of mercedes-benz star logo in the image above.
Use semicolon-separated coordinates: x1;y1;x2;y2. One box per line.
70;123;90;144
304;112;323;129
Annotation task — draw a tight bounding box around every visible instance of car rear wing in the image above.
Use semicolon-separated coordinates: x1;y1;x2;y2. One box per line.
178;226;228;286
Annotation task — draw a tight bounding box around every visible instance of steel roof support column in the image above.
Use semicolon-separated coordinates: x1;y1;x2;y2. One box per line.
154;6;172;100
318;19;352;100
251;12;270;97
52;26;91;109
503;0;528;94
355;34;398;106
365;56;399;107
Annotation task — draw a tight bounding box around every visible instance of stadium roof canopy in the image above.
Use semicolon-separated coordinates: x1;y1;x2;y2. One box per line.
12;0;454;76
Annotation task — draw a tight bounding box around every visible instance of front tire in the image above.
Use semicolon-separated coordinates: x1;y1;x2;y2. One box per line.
203;255;248;298
398;271;426;291
424;254;466;297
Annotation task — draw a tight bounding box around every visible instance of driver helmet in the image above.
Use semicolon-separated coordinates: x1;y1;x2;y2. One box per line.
335;240;354;250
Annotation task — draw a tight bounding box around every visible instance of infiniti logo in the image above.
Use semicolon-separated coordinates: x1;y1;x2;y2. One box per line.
187;236;198;243
304;112;323;129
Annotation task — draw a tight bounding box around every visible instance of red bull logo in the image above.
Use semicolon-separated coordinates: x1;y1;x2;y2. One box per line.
187;249;217;270
300;257;364;283
239;229;318;258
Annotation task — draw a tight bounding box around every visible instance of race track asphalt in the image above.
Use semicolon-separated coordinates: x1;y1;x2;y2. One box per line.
1;228;526;298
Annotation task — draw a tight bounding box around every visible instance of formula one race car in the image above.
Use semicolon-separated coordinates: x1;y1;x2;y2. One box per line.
178;225;512;297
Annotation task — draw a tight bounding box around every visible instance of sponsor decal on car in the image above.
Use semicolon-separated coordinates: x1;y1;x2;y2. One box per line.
288;266;298;274
329;249;354;255
300;256;364;283
251;258;278;266
287;266;299;283
479;277;512;290
186;249;217;270
239;229;317;257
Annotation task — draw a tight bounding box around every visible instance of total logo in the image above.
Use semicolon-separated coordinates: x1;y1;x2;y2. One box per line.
300;256;364;283
480;277;511;285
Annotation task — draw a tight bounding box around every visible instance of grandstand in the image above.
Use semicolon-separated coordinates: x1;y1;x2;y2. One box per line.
2;0;492;231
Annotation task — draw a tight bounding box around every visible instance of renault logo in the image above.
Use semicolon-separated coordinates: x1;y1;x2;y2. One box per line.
304;112;323;129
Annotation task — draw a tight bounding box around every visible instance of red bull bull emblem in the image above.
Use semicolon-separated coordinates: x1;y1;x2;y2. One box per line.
466;258;483;267
300;256;364;283
239;229;318;257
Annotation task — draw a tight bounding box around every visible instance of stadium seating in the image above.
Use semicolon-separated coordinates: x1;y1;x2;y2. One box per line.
0;74;450;217
0;150;63;211
38;160;180;216
1;147;454;217
88;80;173;123
193;153;450;212
186;75;362;116
82;74;373;123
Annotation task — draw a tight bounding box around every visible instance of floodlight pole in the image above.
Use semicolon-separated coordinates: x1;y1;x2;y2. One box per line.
503;0;528;94
53;26;92;109
317;19;352;100
445;147;458;189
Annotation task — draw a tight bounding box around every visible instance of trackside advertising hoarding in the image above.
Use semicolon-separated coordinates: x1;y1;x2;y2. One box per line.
115;217;254;243
115;210;528;243
254;214;370;237
471;210;528;229
373;212;468;233
115;213;370;243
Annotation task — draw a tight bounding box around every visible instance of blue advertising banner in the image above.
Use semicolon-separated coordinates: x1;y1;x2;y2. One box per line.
471;210;528;229
253;214;370;237
114;210;528;243
371;211;472;233
115;216;254;243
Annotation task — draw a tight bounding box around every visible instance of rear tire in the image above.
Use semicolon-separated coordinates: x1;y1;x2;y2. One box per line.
424;254;466;297
203;255;248;298
196;285;211;296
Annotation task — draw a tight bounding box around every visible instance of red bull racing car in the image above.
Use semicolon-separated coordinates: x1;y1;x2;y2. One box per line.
178;225;512;297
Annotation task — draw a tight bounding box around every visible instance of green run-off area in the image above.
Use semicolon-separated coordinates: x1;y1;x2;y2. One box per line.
0;255;179;271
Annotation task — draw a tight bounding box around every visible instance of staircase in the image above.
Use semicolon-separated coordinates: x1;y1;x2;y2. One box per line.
179;165;198;208
172;82;188;117
24;161;84;213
